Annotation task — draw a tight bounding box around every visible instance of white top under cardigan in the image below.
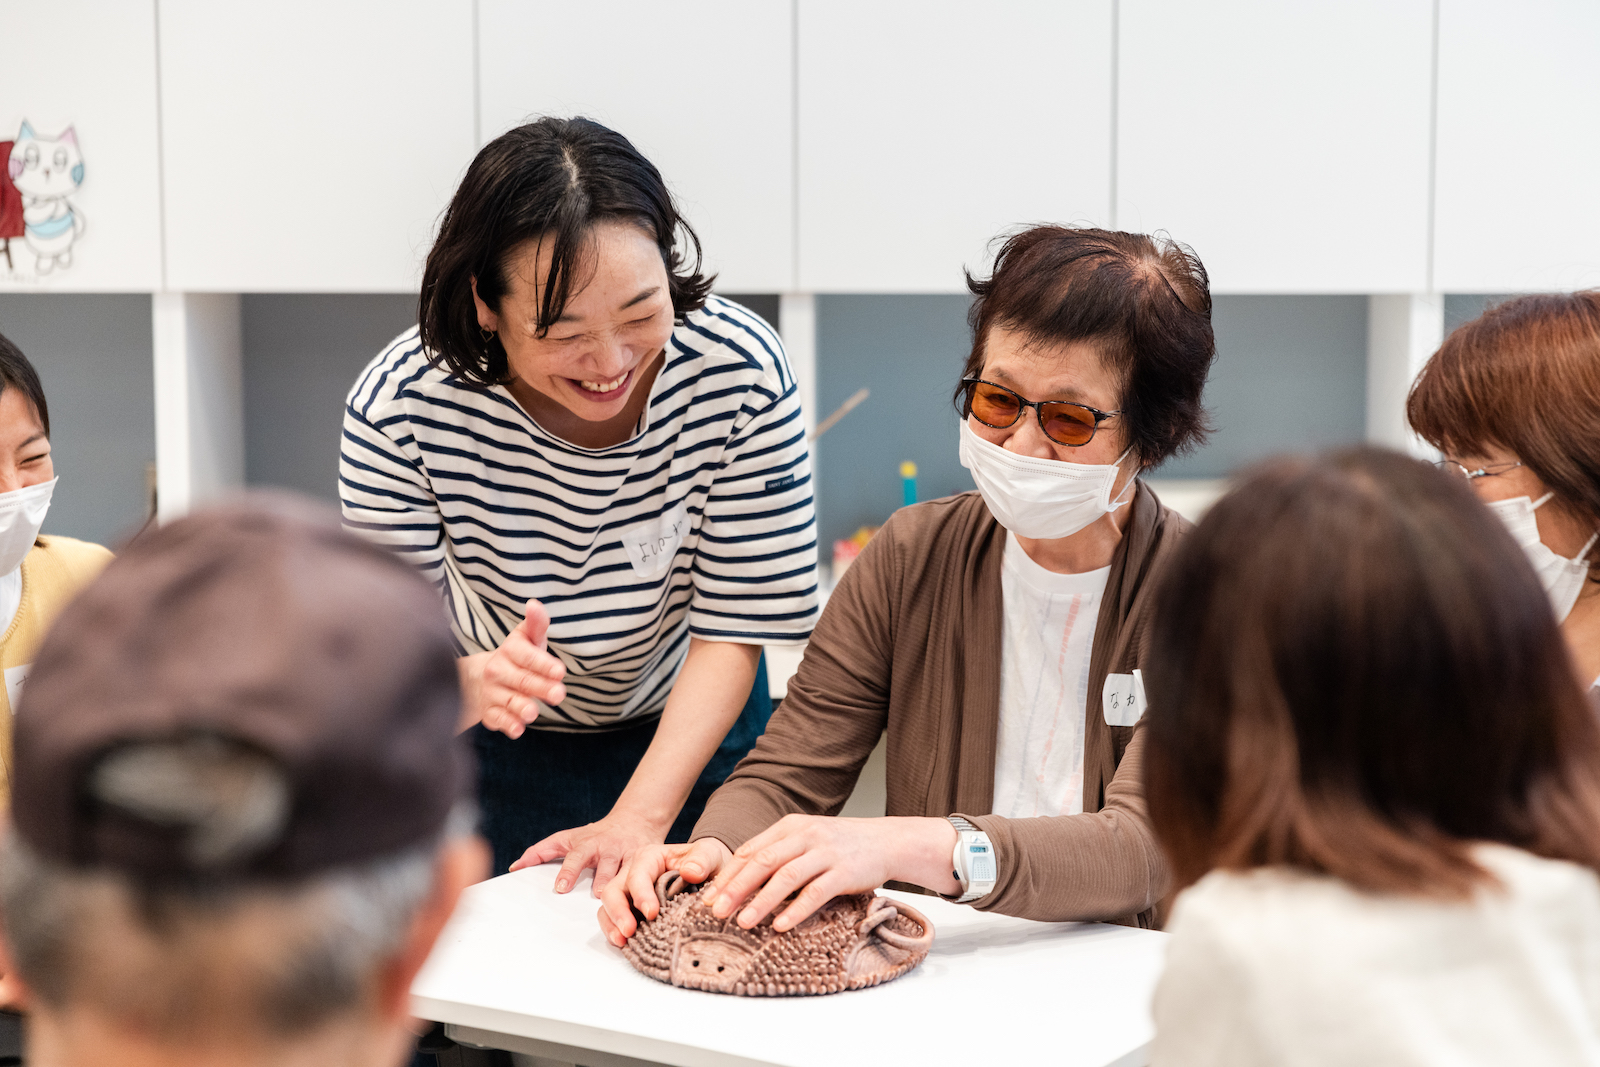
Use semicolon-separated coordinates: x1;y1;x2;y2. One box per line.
992;532;1108;818
1151;843;1600;1066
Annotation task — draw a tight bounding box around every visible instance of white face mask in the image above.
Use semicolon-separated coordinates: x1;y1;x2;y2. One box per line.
1486;491;1599;622
958;420;1134;539
0;478;54;576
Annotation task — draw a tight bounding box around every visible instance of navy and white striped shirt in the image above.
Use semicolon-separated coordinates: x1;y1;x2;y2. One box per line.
340;296;819;730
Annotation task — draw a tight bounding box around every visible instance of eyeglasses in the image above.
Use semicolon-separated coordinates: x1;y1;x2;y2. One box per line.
1434;458;1523;481
960;377;1120;447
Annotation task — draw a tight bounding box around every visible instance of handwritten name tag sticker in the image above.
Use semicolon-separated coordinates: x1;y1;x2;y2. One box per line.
1101;669;1147;727
620;503;691;579
4;664;30;714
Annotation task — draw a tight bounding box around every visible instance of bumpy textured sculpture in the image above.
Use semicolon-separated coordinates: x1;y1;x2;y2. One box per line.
622;872;935;996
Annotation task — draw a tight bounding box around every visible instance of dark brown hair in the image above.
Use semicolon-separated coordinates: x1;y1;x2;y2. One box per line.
1408;292;1600;532
419;117;714;386
955;226;1214;467
0;331;49;437
1145;447;1600;897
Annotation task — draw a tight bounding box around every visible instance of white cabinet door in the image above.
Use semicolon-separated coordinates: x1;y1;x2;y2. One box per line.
1118;0;1434;294
0;0;163;292
799;1;1113;293
158;0;475;292
479;0;794;293
1433;0;1600;293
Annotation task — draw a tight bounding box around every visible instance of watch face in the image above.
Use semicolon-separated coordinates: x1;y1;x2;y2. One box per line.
964;840;993;883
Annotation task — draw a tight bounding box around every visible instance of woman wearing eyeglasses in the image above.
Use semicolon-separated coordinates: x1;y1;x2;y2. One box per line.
1408;292;1600;690
599;226;1214;938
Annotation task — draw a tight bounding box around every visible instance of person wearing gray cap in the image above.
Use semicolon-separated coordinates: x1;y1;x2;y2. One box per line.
0;495;487;1067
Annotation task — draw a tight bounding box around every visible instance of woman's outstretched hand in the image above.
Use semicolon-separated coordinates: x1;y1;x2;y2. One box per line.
459;599;567;737
597;837;734;947
512;810;672;896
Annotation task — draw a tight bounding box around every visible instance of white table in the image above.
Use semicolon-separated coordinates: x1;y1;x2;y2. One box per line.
412;864;1167;1067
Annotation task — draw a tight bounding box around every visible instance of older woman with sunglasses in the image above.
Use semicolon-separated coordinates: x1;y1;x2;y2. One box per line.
1408;292;1600;690
599;226;1215;939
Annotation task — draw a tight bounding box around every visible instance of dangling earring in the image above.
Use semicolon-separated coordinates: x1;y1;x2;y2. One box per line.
480;326;496;345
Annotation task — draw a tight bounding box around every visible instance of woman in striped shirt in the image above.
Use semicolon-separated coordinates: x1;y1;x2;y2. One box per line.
340;118;818;887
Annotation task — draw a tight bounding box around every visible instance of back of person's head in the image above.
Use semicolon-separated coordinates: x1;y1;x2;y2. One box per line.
0;494;482;1061
420;115;713;386
1145;446;1600;896
1407;291;1600;538
955;225;1215;468
0;330;49;437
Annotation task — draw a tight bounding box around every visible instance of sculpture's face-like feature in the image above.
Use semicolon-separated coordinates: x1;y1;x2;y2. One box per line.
671;934;756;992
622;874;934;997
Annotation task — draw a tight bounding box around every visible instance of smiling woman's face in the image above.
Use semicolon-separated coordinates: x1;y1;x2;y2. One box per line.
474;220;675;427
968;326;1130;466
0;386;51;494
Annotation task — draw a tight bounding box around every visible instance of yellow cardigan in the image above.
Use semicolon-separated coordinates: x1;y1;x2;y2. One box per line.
0;535;113;800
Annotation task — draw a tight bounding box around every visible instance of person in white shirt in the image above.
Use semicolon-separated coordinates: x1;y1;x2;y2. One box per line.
1141;447;1600;1067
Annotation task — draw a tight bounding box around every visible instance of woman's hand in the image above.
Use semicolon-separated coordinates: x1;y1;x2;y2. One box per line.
597;837;734;947
510;809;670;896
459;600;567;737
697;815;960;934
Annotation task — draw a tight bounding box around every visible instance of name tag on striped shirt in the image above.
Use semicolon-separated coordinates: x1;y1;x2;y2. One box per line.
621;503;690;579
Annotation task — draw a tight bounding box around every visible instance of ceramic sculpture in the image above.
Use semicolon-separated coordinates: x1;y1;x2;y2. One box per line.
621;872;935;996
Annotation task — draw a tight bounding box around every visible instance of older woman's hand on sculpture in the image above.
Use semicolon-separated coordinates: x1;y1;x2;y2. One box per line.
457;599;567;737
600;815;962;948
703;815;959;933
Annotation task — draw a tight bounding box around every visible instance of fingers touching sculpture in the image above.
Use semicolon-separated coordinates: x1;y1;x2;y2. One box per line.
622;873;934;996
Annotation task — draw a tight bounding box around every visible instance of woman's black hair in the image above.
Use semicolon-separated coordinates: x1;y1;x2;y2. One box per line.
0;332;49;437
419;116;714;386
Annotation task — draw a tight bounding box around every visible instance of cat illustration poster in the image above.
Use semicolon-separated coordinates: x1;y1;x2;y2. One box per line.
1;121;86;278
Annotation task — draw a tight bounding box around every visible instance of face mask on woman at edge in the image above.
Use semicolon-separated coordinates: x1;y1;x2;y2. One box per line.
1434;443;1600;623
1484;489;1598;622
957;327;1139;573
0;385;56;578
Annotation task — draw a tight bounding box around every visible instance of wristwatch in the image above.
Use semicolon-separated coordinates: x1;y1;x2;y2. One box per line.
947;815;996;903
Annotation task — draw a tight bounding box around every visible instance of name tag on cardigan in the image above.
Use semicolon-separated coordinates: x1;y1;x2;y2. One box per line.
620;503;690;579
1102;669;1147;726
4;664;29;713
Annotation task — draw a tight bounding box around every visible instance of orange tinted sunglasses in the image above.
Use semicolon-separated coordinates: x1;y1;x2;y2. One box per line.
961;377;1121;447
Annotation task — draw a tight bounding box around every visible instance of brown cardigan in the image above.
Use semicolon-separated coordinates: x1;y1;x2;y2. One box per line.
692;484;1191;926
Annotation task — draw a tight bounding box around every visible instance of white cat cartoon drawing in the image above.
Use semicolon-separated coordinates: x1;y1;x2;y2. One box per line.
6;122;85;275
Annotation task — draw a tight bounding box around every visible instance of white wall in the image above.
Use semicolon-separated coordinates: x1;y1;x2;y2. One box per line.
479;0;795;292
1117;0;1435;294
157;0;476;292
797;0;1113;292
4;2;1598;299
1433;0;1600;292
0;0;163;292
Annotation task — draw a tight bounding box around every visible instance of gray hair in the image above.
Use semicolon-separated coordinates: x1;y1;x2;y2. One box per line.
0;735;471;1038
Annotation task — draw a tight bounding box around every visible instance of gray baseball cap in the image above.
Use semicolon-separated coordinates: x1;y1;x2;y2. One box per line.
11;493;469;881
